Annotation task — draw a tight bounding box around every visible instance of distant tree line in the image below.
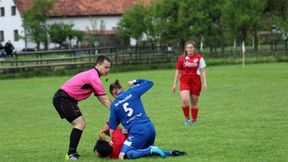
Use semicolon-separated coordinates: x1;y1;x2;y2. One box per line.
117;0;288;52
22;0;288;52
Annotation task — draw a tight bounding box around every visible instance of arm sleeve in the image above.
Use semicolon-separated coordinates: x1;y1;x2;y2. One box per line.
199;57;206;69
109;105;119;130
90;76;106;96
130;79;153;96
176;55;184;70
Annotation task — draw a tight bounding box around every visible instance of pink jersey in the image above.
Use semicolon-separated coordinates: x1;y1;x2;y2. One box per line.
61;68;106;101
176;53;206;76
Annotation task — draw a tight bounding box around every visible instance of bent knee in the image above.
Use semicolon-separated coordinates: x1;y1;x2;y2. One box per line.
72;117;86;130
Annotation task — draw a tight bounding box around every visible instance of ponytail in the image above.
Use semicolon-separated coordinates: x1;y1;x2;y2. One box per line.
109;79;122;95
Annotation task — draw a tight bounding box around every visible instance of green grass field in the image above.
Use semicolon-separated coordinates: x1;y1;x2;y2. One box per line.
1;63;287;162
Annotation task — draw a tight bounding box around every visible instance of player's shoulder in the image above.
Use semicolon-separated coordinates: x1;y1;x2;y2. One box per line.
177;54;185;62
80;68;94;74
110;100;119;110
87;68;102;81
77;68;94;77
178;54;185;59
195;52;203;57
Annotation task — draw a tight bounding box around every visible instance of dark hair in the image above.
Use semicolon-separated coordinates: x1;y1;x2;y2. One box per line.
94;139;113;158
96;55;111;65
109;79;122;95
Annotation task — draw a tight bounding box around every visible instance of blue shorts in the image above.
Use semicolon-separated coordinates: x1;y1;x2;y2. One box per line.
121;122;155;154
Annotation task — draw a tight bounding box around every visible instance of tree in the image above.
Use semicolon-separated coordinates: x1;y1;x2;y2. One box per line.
117;0;207;49
247;0;267;51
222;0;267;50
71;30;84;47
150;0;181;46
117;3;148;46
116;0;275;52
273;16;288;52
177;0;206;47
49;23;75;48
23;0;55;50
198;0;225;53
265;0;288;19
85;18;98;47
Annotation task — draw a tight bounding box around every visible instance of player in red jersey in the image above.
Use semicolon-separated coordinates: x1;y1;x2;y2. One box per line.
96;122;128;159
172;41;207;125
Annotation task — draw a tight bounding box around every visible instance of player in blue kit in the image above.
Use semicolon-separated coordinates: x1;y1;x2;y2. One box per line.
108;79;186;159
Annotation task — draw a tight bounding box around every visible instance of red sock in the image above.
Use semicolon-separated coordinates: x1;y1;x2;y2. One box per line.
191;107;198;121
182;106;190;119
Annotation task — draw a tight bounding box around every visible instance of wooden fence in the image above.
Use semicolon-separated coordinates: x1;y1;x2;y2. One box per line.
0;45;287;74
0;46;178;74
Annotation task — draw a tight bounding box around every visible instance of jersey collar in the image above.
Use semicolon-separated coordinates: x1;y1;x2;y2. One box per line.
94;67;101;77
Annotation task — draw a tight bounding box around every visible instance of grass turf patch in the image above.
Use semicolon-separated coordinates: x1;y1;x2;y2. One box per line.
0;63;287;162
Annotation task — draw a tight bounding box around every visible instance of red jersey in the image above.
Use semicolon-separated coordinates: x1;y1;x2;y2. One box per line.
110;129;127;159
176;53;206;76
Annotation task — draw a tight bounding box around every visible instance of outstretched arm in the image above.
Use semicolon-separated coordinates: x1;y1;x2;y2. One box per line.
128;79;153;96
97;95;111;108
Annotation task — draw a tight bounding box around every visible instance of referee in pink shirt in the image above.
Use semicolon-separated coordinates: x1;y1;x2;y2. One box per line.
53;55;111;160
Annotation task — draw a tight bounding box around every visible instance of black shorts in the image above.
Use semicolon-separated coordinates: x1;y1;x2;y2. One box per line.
52;89;82;123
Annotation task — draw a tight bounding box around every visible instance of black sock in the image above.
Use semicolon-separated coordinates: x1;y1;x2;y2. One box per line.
68;128;83;155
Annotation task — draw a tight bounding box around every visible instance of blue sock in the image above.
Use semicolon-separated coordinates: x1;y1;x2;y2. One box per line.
126;147;151;159
163;150;172;156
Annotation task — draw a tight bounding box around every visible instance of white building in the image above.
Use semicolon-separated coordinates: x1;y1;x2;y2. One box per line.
0;0;150;51
0;0;28;51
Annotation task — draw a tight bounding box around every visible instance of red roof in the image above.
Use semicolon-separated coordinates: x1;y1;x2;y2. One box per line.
14;0;33;15
14;0;150;17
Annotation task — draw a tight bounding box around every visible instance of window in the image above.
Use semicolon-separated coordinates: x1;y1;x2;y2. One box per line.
0;31;4;42
14;30;19;41
0;7;5;16
11;6;16;16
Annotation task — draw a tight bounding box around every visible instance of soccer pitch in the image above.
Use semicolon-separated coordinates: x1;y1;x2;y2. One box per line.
0;63;287;162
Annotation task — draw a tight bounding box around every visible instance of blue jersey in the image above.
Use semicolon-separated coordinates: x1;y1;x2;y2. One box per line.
109;79;153;132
